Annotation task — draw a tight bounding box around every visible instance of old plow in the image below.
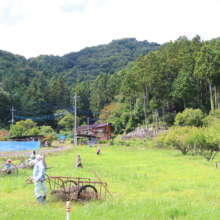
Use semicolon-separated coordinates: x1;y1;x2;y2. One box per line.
25;171;113;204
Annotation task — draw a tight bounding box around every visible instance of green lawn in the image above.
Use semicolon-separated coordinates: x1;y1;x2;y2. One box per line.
1;140;220;220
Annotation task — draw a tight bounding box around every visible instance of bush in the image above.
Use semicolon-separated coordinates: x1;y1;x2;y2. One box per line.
174;108;204;127
125;142;130;146
78;138;87;145
97;140;108;144
109;139;114;145
132;137;136;141
42;134;57;147
118;140;126;145
155;132;167;148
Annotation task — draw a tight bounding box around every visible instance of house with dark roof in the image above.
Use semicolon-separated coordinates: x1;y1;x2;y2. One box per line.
76;123;113;144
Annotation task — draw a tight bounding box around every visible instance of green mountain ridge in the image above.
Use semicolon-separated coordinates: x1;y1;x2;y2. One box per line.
210;37;220;42
0;38;162;86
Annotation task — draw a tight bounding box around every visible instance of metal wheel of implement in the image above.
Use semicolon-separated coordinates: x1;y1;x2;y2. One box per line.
0;163;18;177
63;180;78;200
78;185;98;201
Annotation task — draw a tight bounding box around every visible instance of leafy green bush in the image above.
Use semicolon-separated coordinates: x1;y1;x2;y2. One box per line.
174;108;204;127
109;139;114;145
118;140;126;145
132;137;136;141
155;132;167;148
125;142;130;146
165;126;195;155
78;138;87;145
42;134;57;147
97;140;108;144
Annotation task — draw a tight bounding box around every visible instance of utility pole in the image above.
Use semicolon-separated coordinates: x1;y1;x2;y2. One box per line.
71;93;80;146
9;106;16;128
87;117;90;125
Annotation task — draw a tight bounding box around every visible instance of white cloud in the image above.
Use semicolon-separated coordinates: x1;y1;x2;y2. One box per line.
0;0;8;10
0;0;219;58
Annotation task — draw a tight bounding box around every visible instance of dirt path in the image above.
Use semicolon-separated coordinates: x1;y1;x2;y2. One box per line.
0;145;71;158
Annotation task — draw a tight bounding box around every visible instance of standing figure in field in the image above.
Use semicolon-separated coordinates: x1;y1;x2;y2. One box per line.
44;141;48;149
75;154;83;168
33;155;47;203
97;146;100;155
24;150;36;165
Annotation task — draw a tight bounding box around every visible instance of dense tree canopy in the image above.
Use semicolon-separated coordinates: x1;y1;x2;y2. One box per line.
0;36;220;135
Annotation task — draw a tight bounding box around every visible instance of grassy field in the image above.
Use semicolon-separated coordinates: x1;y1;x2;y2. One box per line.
1;139;220;220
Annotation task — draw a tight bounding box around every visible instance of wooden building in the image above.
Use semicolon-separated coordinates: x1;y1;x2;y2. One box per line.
9;135;44;142
76;123;112;144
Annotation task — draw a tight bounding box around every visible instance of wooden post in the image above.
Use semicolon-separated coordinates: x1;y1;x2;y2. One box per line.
92;170;114;199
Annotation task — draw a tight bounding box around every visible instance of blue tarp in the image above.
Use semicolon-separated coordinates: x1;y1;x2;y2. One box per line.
0;141;40;152
59;135;65;140
58;134;73;140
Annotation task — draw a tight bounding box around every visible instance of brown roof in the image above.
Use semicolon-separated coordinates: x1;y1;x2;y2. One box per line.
77;124;97;130
77;123;111;130
76;134;96;137
10;135;44;139
93;123;110;128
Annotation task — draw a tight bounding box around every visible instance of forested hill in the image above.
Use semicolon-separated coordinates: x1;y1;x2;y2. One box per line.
211;37;220;42
0;37;163;129
0;38;162;87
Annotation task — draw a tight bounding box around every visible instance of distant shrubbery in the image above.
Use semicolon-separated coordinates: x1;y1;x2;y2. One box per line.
78;139;87;145
97;140;108;144
155;109;220;161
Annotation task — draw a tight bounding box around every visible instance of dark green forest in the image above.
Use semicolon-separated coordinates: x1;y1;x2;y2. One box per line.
0;36;220;135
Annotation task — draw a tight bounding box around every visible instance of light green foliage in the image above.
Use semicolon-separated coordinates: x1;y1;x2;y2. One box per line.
57;113;75;131
174;108;204;127
149;96;160;109
125;118;134;134
10;119;40;137
39;125;55;135
203;110;220;126
97;140;108;144
155;131;167;148
78;138;87;145
165;126;195;155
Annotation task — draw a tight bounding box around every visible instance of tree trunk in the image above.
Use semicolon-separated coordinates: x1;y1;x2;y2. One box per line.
134;94;136;117
171;99;174;112
154;87;158;133
217;84;220;110
209;79;214;111
167;101;170;111
214;85;217;110
130;96;132;118
196;77;200;108
183;99;186;110
143;88;147;124
163;97;165;129
146;87;149;107
191;102;194;109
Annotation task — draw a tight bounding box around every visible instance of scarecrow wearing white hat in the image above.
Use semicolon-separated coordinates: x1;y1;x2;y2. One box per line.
75;154;83;168
32;155;47;203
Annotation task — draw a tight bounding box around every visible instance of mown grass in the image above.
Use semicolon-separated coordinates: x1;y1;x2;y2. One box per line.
1;139;220;219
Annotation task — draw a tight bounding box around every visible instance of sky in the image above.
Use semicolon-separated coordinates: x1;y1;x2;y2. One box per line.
0;0;220;59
